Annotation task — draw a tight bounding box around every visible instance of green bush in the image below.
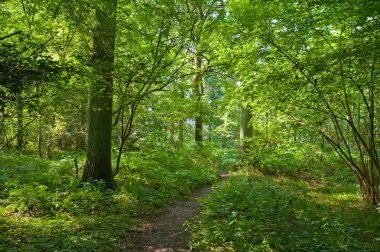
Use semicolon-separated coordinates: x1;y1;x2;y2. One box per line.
190;170;380;251
116;145;217;209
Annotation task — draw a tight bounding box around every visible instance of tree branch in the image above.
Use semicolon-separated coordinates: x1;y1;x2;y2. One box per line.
0;31;22;41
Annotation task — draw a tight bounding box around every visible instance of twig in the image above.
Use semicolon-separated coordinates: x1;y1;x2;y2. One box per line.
74;158;79;179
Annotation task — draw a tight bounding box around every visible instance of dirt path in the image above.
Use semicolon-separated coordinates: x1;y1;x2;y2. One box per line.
117;173;227;252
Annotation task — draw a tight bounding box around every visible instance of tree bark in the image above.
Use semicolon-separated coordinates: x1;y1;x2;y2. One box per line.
178;87;185;146
193;52;203;146
178;119;184;144
240;103;253;154
16;92;24;151
82;0;117;188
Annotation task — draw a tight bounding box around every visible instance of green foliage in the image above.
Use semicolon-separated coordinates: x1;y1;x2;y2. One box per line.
241;141;335;175
1;0;379;250
0;147;217;251
116;144;217;209
230;0;380;203
190;167;380;251
0;152;132;251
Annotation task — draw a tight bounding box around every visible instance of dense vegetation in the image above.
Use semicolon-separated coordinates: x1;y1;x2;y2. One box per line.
190;147;380;251
0;145;217;251
1;0;379;251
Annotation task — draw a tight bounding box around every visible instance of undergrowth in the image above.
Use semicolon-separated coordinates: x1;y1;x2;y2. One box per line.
0;144;217;251
190;146;380;251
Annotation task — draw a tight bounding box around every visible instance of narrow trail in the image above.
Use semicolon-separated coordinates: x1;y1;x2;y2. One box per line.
117;172;228;252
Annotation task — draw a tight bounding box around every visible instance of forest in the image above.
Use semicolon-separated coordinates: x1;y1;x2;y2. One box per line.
1;0;380;251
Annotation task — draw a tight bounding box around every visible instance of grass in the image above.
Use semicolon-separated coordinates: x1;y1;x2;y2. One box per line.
0;145;217;251
189;152;380;251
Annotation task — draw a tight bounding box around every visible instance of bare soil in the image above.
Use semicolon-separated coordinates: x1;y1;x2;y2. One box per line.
116;186;212;252
117;172;227;252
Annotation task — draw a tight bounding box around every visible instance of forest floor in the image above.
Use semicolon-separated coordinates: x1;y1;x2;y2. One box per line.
117;172;228;252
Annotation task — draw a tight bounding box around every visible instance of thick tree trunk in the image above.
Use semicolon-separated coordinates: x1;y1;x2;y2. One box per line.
82;0;117;188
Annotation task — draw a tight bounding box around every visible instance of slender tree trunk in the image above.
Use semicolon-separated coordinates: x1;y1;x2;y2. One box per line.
178;88;185;146
319;135;325;163
34;84;44;157
37;116;43;157
16;92;23;151
170;122;176;143
76;103;87;151
37;131;43;158
240;103;253;154
46;131;52;159
193;52;203;146
208;123;212;142
82;0;117;188
0;115;5;145
178;120;184;144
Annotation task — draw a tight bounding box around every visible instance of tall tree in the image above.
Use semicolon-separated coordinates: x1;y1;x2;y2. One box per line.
82;0;118;188
229;0;380;204
193;42;204;145
187;0;225;146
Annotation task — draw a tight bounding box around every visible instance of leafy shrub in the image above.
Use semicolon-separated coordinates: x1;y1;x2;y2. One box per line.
116;144;217;209
190;170;380;251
